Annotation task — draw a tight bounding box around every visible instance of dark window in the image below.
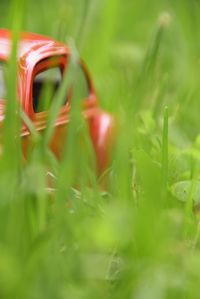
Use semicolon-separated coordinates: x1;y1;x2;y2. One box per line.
32;59;90;113
32;66;62;113
0;62;6;99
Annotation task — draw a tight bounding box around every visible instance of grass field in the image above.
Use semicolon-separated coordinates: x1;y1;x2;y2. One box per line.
0;0;200;298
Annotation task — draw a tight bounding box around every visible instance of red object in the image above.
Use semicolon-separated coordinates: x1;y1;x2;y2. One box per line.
0;29;114;174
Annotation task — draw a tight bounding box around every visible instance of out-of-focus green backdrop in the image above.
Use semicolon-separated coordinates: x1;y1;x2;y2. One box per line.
1;1;200;298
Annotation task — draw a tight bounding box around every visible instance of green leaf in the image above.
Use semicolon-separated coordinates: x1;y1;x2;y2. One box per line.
171;180;200;205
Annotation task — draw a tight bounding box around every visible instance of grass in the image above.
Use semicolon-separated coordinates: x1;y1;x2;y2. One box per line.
0;0;200;298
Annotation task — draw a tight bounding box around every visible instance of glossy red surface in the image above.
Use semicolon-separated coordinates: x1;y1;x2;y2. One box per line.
0;29;114;174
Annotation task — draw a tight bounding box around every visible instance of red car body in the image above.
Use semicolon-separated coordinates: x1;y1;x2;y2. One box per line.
0;29;114;174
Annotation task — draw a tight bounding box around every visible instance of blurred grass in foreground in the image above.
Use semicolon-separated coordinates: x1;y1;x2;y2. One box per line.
1;0;200;298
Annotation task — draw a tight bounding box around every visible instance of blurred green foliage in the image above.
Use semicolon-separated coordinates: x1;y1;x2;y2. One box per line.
0;0;200;298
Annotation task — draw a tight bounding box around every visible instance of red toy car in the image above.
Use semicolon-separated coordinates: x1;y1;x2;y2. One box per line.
0;29;114;174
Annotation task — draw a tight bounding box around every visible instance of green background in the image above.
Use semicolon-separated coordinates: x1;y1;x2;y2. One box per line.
0;1;200;298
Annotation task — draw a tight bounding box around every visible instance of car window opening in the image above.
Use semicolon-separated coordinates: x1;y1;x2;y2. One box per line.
32;60;90;114
32;66;62;113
